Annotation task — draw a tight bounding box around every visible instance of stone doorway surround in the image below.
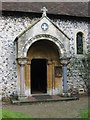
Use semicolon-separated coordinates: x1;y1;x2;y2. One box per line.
14;7;70;99
26;40;63;96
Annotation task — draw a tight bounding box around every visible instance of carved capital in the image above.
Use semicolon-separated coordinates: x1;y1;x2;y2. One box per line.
18;58;27;65
48;60;52;65
60;57;70;65
27;61;31;65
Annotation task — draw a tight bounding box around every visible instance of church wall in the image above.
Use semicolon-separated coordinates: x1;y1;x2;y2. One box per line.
54;19;89;94
0;15;89;98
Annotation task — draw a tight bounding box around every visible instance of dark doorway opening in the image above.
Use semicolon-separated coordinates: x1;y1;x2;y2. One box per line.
31;59;47;94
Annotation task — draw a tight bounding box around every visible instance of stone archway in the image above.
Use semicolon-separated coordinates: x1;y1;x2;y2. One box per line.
15;9;70;99
23;34;66;59
16;34;70;98
25;39;62;96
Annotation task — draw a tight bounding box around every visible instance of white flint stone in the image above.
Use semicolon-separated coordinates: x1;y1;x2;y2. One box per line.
0;15;89;97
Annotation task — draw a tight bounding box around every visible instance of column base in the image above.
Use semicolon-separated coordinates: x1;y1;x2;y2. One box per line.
61;92;71;97
18;95;27;101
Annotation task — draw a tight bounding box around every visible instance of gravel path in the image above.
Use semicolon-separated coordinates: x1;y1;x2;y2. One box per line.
2;96;89;118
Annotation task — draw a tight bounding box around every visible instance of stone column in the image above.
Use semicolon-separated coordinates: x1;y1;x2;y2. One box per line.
18;58;27;99
52;60;55;94
47;60;52;95
20;64;25;95
62;64;68;93
60;58;70;93
27;60;31;96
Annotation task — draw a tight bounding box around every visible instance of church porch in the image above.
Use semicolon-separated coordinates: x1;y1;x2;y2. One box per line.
14;7;70;99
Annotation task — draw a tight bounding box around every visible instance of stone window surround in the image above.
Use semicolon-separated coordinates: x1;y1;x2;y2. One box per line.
74;30;87;56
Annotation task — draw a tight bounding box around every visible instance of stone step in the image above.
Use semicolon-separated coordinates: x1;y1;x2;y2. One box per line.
11;96;78;104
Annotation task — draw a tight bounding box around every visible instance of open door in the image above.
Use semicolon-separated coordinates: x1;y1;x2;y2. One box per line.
31;59;47;94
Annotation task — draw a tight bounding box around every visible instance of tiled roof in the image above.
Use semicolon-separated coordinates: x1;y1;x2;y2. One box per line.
2;2;89;17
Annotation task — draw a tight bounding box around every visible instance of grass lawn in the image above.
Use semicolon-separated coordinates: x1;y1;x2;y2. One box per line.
0;109;32;119
1;108;89;119
81;108;90;119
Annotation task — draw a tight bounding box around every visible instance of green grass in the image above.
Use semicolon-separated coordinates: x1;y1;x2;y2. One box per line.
81;108;90;119
0;109;32;118
0;109;2;120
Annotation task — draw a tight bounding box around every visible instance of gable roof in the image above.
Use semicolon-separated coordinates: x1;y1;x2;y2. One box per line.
2;2;89;17
15;15;70;41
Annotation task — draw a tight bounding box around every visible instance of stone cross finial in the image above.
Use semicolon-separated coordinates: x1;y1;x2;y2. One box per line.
41;7;48;17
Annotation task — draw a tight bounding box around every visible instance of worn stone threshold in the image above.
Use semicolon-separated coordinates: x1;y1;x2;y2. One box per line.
11;95;79;104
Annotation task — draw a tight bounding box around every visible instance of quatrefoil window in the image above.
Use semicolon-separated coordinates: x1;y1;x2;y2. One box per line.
41;23;48;31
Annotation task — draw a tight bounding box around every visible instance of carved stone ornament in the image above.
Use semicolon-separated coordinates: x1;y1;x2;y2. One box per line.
18;58;27;65
41;6;48;17
60;57;70;65
23;34;65;56
41;23;48;31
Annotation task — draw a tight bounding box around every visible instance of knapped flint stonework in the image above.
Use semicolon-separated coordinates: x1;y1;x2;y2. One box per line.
0;15;89;98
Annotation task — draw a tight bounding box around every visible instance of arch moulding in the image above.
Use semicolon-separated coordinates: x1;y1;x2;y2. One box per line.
18;34;67;61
